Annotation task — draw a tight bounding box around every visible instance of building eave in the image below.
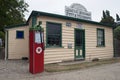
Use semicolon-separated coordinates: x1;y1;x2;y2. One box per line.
27;10;114;28
6;10;114;30
4;23;29;30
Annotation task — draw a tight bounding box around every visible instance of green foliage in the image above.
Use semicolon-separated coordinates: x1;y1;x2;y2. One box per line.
106;10;110;17
0;31;5;41
114;26;120;40
100;10;115;26
116;14;120;21
0;0;29;31
30;21;44;31
30;25;44;31
103;11;106;19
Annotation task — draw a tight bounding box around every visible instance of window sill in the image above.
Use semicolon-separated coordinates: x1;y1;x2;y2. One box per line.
46;46;64;48
16;38;24;39
96;45;105;47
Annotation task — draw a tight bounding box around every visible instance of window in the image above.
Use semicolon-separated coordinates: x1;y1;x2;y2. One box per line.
47;22;62;47
16;31;24;39
97;28;105;46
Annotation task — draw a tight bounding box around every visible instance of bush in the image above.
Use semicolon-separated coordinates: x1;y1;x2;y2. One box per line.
0;31;5;40
114;26;120;40
0;31;5;47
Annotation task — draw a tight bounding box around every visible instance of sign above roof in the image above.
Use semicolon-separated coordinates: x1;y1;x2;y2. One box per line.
65;3;92;21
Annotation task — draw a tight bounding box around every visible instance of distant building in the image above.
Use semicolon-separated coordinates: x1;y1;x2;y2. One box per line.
65;3;91;20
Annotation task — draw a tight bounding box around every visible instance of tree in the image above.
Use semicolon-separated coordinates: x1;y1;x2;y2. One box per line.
106;10;110;17
0;0;28;47
0;31;5;47
100;10;115;26
103;11;106;19
0;31;5;41
116;14;120;21
114;26;120;40
0;0;29;31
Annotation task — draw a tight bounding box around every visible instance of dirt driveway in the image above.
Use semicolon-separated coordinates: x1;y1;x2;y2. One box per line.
0;60;120;80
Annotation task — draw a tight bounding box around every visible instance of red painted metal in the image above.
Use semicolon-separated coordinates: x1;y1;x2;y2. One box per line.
29;30;44;74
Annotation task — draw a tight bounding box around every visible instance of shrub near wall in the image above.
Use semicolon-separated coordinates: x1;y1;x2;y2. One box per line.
0;47;5;59
0;31;5;47
114;26;120;40
114;26;120;57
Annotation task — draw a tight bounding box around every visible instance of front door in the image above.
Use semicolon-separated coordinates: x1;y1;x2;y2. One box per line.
74;29;85;60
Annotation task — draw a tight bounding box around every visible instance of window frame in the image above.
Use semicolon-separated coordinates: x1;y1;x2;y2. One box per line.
16;31;24;39
97;28;105;47
46;22;62;48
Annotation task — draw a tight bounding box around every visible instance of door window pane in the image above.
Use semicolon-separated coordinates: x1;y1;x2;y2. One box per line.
97;29;105;46
75;30;83;47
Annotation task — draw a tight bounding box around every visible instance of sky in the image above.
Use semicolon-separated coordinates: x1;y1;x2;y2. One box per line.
25;0;120;22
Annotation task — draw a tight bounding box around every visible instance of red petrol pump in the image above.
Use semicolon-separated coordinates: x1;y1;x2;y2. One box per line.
29;22;44;74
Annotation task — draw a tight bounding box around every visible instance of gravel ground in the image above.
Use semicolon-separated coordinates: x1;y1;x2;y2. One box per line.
0;60;120;80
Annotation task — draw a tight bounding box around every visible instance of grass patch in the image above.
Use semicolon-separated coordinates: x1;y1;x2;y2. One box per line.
45;58;120;72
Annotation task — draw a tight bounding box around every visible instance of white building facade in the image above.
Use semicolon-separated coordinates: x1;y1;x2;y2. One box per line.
65;3;91;20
